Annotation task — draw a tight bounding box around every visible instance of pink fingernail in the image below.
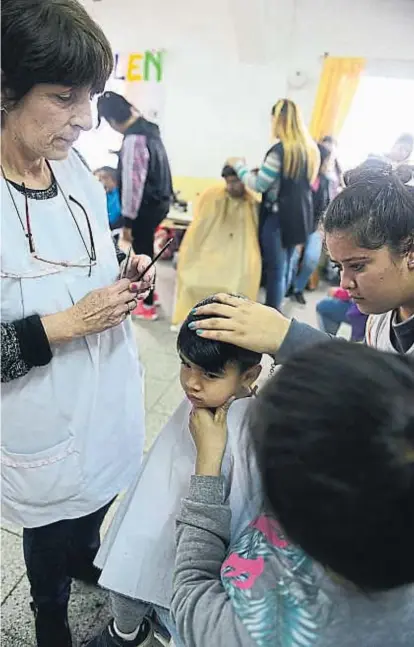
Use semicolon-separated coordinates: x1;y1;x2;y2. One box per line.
131;283;138;291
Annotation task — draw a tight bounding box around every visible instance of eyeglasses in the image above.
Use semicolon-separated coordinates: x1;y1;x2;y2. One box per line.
2;165;97;277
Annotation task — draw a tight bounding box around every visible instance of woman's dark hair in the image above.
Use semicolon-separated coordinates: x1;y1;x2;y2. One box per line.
252;342;414;591
1;0;113;106
97;91;134;127
323;159;414;256
177;297;262;375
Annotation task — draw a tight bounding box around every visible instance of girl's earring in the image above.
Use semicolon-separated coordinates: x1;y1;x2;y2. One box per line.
249;385;258;397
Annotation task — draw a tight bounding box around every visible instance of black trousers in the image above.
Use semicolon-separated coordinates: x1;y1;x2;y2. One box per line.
131;201;169;305
23;500;113;615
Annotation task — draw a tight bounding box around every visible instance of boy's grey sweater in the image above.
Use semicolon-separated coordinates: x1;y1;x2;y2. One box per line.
172;476;414;646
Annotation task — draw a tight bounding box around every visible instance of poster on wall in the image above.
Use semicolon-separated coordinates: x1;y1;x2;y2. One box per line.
112;50;166;124
76;49;166;169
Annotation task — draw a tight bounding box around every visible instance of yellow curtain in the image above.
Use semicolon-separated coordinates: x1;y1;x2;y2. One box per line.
310;57;365;140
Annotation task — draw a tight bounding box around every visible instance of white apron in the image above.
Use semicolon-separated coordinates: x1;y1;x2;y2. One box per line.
96;397;262;608
1;150;145;528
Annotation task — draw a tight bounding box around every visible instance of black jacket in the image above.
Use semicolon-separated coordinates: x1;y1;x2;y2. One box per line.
260;142;314;247
118;117;173;211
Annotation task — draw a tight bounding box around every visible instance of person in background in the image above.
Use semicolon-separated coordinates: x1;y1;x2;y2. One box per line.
288;143;331;305
368;133;414;168
1;1;154;645
97;92;173;321
94;166;122;238
386;132;413;165
314;135;345;286
170;342;414;646
171;165;261;326
320;135;344;197
316;286;368;341
227;99;320;310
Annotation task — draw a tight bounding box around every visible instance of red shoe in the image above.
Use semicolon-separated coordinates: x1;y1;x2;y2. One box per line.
153;291;161;307
132;301;158;321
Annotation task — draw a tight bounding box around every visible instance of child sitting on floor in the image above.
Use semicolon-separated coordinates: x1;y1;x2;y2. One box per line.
87;296;263;647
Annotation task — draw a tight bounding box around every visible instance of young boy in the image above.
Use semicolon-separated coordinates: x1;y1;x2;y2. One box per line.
94;166;123;234
87;297;263;647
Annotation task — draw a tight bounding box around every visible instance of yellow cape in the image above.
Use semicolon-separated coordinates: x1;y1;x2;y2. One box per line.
172;184;262;324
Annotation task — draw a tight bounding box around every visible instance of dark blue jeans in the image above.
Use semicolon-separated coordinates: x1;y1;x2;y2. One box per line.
316;297;350;336
292;230;323;294
23;500;113;615
261;216;295;310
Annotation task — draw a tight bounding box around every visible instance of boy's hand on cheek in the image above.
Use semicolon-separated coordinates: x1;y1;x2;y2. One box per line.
190;406;229;476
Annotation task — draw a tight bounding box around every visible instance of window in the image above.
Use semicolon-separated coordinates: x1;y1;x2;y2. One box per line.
338;76;414;170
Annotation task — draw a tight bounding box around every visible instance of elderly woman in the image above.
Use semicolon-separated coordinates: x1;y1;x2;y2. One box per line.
1;2;153;646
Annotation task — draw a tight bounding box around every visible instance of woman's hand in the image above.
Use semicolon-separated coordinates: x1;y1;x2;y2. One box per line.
41;279;138;343
190;406;228;476
189;294;292;355
226;157;245;168
122;254;155;299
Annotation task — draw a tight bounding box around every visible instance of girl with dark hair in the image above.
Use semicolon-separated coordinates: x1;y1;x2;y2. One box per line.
97;91;173;321
1;2;153;645
227;99;320;310
169;343;414;646
188;160;414;358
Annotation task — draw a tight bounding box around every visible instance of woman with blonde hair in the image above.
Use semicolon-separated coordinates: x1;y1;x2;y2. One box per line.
228;99;320;309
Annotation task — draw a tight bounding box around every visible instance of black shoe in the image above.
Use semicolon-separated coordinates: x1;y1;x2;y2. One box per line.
86;618;163;647
285;285;294;298
31;602;72;647
294;291;307;305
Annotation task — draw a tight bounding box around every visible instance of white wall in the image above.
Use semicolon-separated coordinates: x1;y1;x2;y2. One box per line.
81;0;414;176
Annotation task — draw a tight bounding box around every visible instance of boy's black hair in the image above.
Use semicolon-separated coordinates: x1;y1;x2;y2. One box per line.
221;165;238;179
252;341;414;592
95;166;119;184
323;158;414;256
177;296;262;375
2;0;113;105
97;91;134;127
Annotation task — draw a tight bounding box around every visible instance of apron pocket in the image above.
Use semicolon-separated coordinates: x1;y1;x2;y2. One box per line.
1;437;82;506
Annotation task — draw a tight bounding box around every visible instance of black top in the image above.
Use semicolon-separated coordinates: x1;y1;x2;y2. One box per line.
391;314;414;353
312;173;330;230
261;142;314;247
118;116;173;212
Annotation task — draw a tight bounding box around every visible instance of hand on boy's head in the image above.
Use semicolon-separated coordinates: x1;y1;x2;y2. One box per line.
189;294;291;355
190;406;229;476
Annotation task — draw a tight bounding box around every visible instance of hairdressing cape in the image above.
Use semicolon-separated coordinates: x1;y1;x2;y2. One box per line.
172;185;261;325
95;397;262;608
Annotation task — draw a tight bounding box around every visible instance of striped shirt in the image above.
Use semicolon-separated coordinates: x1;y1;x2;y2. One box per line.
121;134;150;220
234;150;282;195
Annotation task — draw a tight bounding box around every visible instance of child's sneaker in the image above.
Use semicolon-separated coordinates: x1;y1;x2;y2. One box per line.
86;618;163;646
153;292;161;307
132;302;158;321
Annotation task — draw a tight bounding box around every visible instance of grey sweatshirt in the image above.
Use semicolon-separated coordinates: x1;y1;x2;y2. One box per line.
172;476;414;647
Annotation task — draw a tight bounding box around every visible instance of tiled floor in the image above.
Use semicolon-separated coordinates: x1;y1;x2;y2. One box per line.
1;260;325;646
